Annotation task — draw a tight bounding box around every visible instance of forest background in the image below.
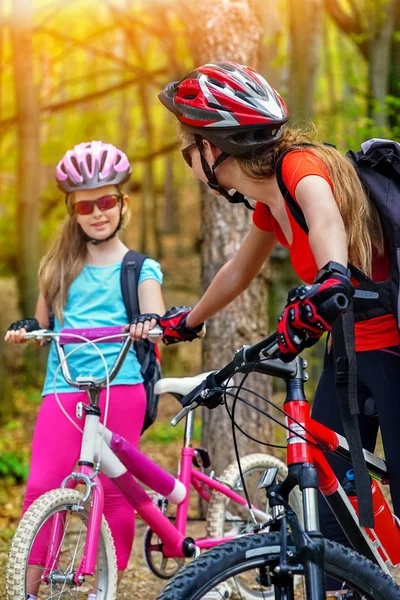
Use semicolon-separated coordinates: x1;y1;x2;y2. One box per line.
0;0;399;587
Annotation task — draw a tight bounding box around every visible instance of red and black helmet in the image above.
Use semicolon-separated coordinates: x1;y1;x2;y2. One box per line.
158;61;289;155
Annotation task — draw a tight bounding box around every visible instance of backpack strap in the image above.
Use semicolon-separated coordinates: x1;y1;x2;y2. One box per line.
121;250;147;322
331;309;374;527
275;147;309;234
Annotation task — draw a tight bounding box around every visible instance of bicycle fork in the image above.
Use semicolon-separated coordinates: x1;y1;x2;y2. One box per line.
42;403;196;585
42;406;105;584
283;381;326;600
266;463;325;600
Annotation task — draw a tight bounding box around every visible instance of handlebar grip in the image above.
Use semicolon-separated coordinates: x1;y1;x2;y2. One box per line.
59;326;126;345
244;332;279;363
318;293;349;321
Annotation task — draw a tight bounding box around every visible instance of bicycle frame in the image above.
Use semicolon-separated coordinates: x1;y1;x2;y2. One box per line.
249;356;400;578
41;335;269;585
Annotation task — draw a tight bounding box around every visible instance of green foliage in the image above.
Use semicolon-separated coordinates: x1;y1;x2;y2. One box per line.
0;451;29;484
142;417;201;445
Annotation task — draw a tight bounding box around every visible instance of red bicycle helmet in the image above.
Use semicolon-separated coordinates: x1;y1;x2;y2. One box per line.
159;61;289;156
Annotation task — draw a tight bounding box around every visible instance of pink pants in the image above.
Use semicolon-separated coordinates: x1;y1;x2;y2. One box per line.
23;384;147;571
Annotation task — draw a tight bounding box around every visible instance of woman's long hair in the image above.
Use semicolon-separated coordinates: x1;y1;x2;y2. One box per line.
181;125;384;276
39;190;129;323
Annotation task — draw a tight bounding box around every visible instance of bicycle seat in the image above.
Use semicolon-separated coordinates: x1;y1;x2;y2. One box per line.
155;372;215;398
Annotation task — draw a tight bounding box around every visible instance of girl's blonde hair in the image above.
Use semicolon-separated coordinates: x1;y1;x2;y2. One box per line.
39;189;129;323
181;125;384;276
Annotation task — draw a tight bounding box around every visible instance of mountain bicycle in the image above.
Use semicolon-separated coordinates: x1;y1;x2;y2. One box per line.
6;326;301;600
157;293;400;600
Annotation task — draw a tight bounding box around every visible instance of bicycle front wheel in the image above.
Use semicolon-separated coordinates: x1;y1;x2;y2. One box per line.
157;532;400;600
6;488;118;600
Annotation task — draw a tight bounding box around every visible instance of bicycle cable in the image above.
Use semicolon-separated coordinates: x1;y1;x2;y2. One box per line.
224;388;327;451
51;332;131;466
228;370;258;523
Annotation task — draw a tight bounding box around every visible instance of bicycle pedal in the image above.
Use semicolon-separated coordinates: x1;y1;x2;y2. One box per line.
201;582;232;599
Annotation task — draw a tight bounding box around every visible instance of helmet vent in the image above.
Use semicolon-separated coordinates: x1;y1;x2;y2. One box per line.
208;102;227;111
70;156;79;171
209;77;224;88
100;152;107;170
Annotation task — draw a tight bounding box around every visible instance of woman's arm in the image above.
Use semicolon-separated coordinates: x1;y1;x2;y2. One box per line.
186;225;277;328
295;175;348;268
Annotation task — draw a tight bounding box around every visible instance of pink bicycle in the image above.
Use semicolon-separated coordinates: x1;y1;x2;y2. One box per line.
6;327;301;600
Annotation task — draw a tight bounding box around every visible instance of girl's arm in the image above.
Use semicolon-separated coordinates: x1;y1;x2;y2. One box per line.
35;291;51;328
5;292;50;344
186;225;277;328
295;175;348;268
129;279;165;342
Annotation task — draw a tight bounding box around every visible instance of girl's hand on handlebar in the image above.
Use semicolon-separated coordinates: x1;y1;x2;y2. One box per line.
5;317;40;344
125;313;160;342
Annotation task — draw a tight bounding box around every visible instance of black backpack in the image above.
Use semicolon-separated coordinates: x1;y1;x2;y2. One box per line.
275;139;400;528
120;250;162;433
276;139;400;326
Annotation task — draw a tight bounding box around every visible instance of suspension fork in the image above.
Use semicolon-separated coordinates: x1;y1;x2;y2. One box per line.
284;377;326;600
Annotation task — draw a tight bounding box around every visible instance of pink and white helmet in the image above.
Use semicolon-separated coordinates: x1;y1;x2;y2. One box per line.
56;141;131;193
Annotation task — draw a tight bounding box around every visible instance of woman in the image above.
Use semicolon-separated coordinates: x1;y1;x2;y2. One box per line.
157;62;400;567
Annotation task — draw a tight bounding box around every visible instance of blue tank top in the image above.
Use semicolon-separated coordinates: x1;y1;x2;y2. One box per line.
42;258;163;396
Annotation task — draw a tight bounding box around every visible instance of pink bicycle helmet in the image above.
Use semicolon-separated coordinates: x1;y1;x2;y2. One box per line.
56;141;131;193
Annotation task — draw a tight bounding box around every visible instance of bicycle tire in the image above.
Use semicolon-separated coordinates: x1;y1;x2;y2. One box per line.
156;532;400;600
205;453;303;539
6;488;118;600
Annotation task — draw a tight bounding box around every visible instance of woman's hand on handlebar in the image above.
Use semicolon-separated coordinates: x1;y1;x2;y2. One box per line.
159;306;206;346
276;278;353;362
5;317;40;344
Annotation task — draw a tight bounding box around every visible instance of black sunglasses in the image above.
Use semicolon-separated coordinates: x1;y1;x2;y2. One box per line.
181;143;197;168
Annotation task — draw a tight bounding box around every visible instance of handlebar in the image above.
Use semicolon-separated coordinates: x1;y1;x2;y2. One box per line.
23;325;164;390
24;325;164;345
171;291;349;425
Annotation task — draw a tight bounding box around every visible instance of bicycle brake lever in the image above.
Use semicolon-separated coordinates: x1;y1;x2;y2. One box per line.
181;373;224;409
171;402;199;426
23;330;53;343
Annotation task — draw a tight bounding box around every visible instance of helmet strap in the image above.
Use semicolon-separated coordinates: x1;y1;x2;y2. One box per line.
195;135;254;211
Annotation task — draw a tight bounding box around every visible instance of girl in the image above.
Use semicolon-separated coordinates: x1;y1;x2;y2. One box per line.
5;141;165;599
157;62;400;586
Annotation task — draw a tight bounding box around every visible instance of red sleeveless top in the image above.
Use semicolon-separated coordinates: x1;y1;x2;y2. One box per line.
252;150;399;351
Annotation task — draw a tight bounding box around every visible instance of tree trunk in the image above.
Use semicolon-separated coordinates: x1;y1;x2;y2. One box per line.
325;0;397;130
183;0;273;476
259;0;283;90
367;0;396;128
10;0;40;315
288;0;323;123
200;189;271;473
0;3;15;422
162;154;180;234
389;0;400;128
